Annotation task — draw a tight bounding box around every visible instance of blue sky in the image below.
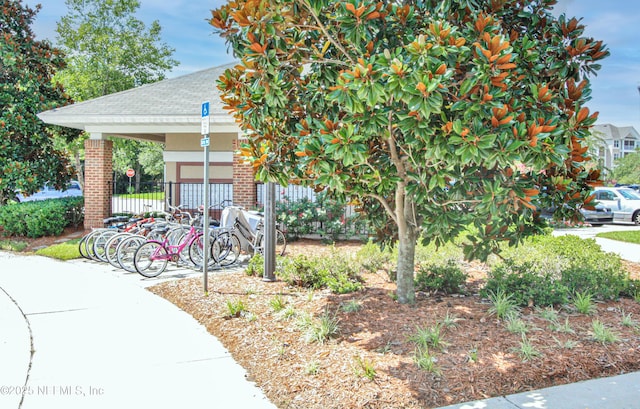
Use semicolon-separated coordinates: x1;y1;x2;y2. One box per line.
27;0;640;132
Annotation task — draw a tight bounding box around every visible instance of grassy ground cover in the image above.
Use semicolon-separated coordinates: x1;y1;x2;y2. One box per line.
596;230;640;245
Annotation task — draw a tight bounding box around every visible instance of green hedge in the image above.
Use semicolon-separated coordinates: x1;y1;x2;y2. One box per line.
0;197;84;238
482;234;628;306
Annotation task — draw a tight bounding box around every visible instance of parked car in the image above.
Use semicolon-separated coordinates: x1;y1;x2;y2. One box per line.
593;187;640;225
539;202;613;226
15;181;83;202
579;202;613;226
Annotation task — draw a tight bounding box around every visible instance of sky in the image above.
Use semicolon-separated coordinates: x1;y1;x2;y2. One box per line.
25;0;640;132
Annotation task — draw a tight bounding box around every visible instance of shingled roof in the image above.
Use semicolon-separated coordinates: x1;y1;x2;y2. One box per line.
38;63;239;141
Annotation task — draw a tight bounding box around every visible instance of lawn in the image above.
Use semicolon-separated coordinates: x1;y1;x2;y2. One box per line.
113;192;165;200
35;239;81;260
596;230;640;245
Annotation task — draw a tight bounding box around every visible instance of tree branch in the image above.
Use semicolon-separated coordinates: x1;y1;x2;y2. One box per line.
364;193;398;225
295;0;356;66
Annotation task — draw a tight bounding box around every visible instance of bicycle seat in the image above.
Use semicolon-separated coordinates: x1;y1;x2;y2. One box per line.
152;226;170;235
128;217;144;223
141;222;165;229
102;215;129;225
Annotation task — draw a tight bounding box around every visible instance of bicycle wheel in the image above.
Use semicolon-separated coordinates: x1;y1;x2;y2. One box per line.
78;233;91;259
93;230;118;262
105;232;131;268
116;235;146;273
85;229;107;261
212;232;241;266
257;229;287;256
134;241;168;278
166;225;192;265
188;233;216;269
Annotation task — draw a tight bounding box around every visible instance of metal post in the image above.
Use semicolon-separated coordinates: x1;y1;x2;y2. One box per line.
201;101;210;294
263;181;276;281
203;146;210;293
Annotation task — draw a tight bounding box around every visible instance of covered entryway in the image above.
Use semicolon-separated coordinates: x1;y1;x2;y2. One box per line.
38;63;256;228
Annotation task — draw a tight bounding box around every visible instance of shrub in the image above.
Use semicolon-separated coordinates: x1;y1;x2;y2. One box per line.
277;255;328;289
415;260;468;294
275;192;367;241
276;197;318;240
484;234;626;305
482;260;570;307
0;197;84;238
246;254;265;277
276;250;363;294
414;240;464;267
562;266;628;301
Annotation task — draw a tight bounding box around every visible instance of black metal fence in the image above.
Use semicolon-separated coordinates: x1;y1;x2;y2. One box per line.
255;183;367;239
111;181;367;238
111;181;232;216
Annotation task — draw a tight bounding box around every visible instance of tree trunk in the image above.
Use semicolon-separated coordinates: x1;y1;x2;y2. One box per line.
135;165;141;193
75;151;84;191
395;187;417;304
396;223;417;304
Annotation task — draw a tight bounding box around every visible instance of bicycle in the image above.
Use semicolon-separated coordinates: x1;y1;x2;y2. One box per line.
209;206;286;264
113;204;197;273
78;215;131;261
78;204;159;262
133;211;208;278
186;201;239;269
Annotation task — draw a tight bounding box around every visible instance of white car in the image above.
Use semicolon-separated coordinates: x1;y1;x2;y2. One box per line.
15;181;83;202
593;187;640;225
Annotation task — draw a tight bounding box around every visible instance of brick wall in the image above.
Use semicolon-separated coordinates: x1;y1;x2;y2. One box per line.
84;139;113;229
232;139;257;208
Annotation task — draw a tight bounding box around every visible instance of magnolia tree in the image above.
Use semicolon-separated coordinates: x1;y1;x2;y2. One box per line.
211;0;608;303
0;0;77;203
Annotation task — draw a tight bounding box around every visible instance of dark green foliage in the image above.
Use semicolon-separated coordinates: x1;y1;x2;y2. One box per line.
621;278;640;300
246;253;265;277
0;0;77;204
561;267;628;301
213;0;609;304
415;260;468;295
276;197;318;240
276;252;363;294
484;235;628;306
482;260;570;307
276;191;366;241
0;197;84;238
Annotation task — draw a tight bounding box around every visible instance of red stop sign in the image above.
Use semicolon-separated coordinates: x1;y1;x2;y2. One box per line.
126;169;135;178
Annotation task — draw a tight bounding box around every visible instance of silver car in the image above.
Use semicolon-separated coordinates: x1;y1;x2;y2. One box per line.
593;187;640;225
15;181;83;202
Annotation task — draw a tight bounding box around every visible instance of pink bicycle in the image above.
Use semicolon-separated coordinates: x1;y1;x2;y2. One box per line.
133;221;204;278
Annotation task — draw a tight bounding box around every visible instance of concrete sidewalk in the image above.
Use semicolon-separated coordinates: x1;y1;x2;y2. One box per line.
436;371;640;409
0;251;276;409
553;223;640;263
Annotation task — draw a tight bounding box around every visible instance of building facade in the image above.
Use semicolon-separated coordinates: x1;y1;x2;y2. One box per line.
38;63;257;229
590;124;640;173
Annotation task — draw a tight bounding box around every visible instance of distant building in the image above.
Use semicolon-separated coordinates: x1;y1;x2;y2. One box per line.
590;124;640;172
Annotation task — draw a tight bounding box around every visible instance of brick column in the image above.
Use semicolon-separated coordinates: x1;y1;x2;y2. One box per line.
232;138;257;208
84;139;113;229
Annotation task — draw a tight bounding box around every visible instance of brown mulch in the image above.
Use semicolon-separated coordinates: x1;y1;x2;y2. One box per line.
145;239;640;409
5;230;640;408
